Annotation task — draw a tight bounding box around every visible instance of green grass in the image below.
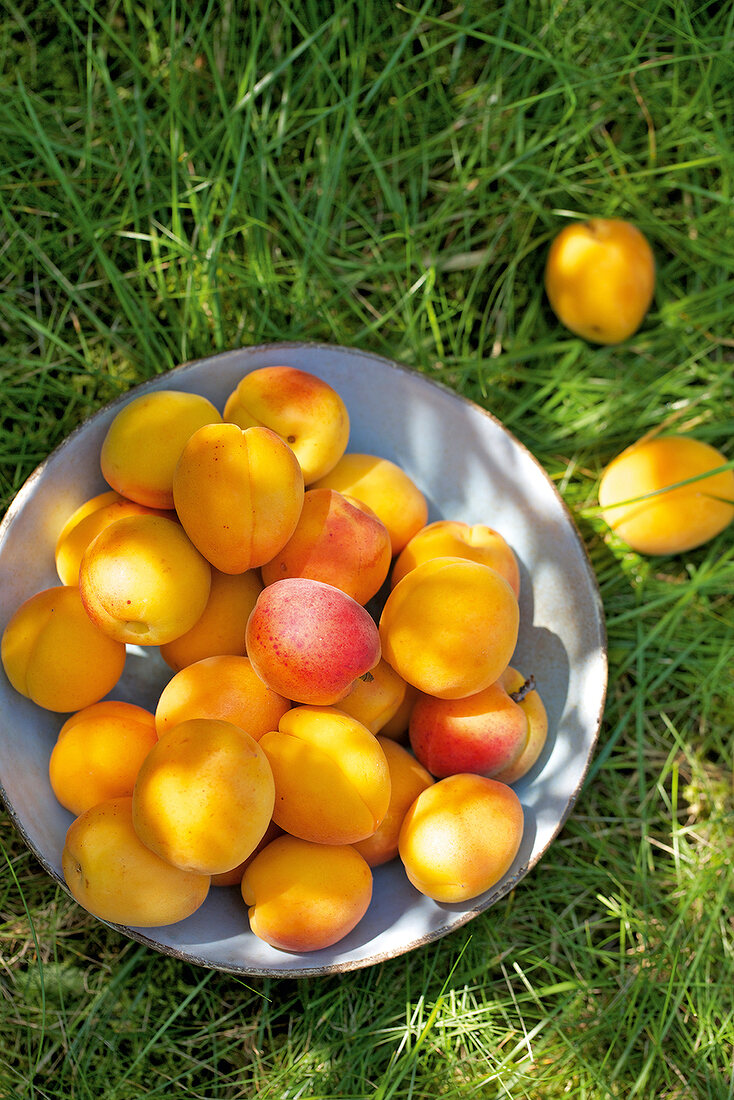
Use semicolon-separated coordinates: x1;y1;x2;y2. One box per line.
1;1;733;1097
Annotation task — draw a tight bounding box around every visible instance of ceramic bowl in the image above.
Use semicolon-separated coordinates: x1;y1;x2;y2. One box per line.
0;343;607;977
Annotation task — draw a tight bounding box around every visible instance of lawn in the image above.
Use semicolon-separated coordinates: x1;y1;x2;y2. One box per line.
1;2;733;1097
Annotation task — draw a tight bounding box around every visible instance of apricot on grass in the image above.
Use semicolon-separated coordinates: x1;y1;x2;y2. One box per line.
261;487;392;606
50;700;158;817
1;584;126;712
132;718;275;876
154;654;290;741
159;567;263;671
79;514;212;646
54;490;172;586
544;217;655;344
598;434;734;555
172;422;304;574
241;834;373;953
259;705;391;845
223;365;350;484
245;578;381;706
398;773;524;903
63;796;210;927
100;389;222;509
310;452;429;556
391;519;520;597
353;737;435;868
379;556;519;700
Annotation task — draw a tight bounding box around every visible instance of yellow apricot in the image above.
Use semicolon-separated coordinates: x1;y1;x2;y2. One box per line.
335;657;410;735
379;557;519;700
55;490;172;586
79;514;212;646
50;700;158;817
378;682;419;743
210;820;283;887
172;422;305;574
258;706;391;845
544;218;655;344
63;796;210;927
398;773;524;903
241;834;373;952
100;390;222;509
492;668;549;785
598;434;734;555
261;488;392;605
159;567;262;671
352;737;435;867
223;365;350;484
132;718;275;876
391;520;520;597
1;585;126;712
310;453;428;555
154;654;290;741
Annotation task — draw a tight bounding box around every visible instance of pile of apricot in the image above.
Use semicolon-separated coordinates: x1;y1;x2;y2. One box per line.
1;365;553;953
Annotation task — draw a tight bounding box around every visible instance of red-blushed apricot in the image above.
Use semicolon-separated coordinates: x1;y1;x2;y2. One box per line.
154;654;290;741
379;682;420;743
159;567;263;671
210;820;283;887
259;705;391;845
79;514;211;646
598;434;734;555
352;737;435;867
492;668;548;785
310;453;428;555
63;796;210;927
544;218;655;344
335;657;410;735
391;520;520;598
172;422;305;574
408;678;528;780
245;578;381;706
54;490;173;586
241;834;373;952
100;390;222;509
223;365;350;484
50;700;158;817
1;585;126;713
132;718;275;876
379;557;519;700
261;488;392;606
398;773;524;903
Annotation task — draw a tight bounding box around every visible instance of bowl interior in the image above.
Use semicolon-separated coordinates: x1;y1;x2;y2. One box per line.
0;343;607;976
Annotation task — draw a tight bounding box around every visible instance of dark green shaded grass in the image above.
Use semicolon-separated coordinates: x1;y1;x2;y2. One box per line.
1;2;733;1097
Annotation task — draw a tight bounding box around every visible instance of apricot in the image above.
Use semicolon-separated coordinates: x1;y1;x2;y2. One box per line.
155;654;290;741
398;773;524;903
50;700;158;817
378;682;419;743
310;453;428;555
391;520;520;598
544;217;655;344
223;365;350;484
100;389;222;508
79;514;212;646
1;584;126;712
492;668;549;785
409;678;528;780
210;820;283;887
159;567;262;671
258;705;391;845
334;657;410;735
352;737;434;867
379;557;519;700
63;796;210;927
245;578;381;706
241;834;373;952
132;718;275;876
172;422;305;574
261;488;392;606
598;434;734;555
55;490;172;586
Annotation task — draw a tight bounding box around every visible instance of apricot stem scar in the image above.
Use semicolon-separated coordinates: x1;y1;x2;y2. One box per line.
509;675;535;703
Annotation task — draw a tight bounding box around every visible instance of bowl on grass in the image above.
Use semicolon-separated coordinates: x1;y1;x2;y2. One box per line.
0;342;607;977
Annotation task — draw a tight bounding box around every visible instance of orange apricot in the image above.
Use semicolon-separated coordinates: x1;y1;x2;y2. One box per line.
158;567;262;671
352;737;434;867
391;520;520;597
